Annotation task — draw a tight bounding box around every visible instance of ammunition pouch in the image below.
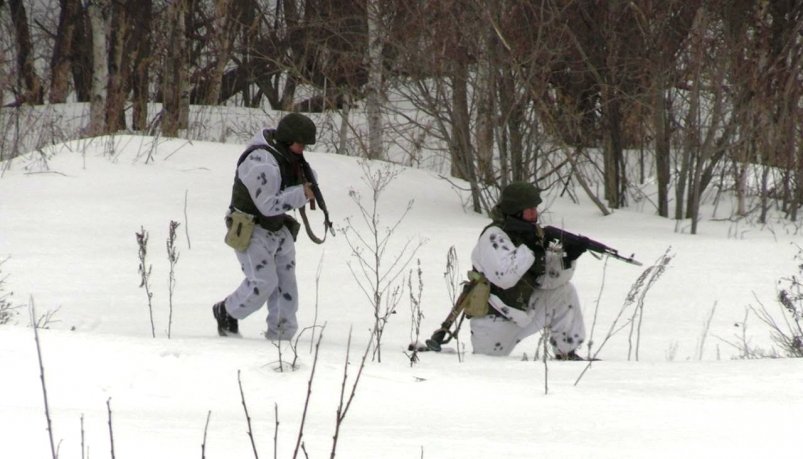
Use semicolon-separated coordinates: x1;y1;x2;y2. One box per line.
458;270;491;318
224;211;255;252
282;214;301;241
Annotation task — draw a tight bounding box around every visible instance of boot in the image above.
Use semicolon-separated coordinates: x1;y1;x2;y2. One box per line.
213;301;240;337
554;350;585;361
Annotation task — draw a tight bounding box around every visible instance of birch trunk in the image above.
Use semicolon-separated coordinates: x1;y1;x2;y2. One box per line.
163;0;188;136
87;0;109;136
365;0;384;160
205;0;234;105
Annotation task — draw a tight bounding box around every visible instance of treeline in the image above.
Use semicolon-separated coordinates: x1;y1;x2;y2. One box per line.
1;0;801;226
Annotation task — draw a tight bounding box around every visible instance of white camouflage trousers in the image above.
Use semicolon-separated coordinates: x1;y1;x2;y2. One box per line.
470;280;586;356
224;225;299;340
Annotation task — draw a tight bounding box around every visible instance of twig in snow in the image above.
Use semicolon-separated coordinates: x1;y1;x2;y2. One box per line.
80;414;86;459
201;410;211;459
237;370;260;459
30;297;58;459
107;397;116;459
136;226;156;337
330;326;373;459
293;325;325;459
166;220;180;339
184;190;192;249
274;403;279;459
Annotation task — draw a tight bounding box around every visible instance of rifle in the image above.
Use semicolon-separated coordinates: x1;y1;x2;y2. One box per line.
542;225;642;266
423;303;465;352
420;271;488;352
299;156;335;244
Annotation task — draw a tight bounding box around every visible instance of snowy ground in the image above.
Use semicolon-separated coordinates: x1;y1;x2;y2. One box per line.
1;134;802;458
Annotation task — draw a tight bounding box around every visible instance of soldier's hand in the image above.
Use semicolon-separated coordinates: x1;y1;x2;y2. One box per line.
564;238;589;262
303;183;315;201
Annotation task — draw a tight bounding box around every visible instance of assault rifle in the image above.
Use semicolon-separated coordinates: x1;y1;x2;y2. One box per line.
542;225;642;266
299;156;335;244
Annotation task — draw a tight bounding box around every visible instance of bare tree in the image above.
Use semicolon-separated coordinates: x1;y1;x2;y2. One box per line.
105;1;130;133
86;0;109;136
365;0;384;160
129;0;153;131
163;0;190;136
49;0;81;103
203;0;236;105
8;0;44;105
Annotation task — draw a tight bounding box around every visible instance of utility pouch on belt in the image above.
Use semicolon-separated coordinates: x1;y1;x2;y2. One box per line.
458;270;490;317
224;210;255;251
283;214;301;241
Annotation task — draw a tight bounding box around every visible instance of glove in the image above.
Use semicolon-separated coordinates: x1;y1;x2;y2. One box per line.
563;238;588;262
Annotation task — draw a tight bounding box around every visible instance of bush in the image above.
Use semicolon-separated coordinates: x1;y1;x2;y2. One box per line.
0;257;18;325
751;244;803;358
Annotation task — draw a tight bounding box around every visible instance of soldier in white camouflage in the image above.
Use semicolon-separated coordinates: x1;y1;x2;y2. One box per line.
469;182;588;359
213;113;317;340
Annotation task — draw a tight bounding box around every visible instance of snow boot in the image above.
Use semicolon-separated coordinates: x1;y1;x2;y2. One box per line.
554;350;585;361
213;301;240;337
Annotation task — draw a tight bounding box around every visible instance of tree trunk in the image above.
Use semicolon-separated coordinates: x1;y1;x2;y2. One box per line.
50;0;81;103
163;0;189;137
338;92;351;155
450;59;480;213
507;100;525;181
653;78;671;218
365;0;384;160
105;1;128;133
86;0;109;136
497;70;514;184
70;8;93;102
9;0;43;105
476;13;495;184
566;147;611;216
130;0;152;131
205;0;234;105
0;45;6;109
602;86;623;208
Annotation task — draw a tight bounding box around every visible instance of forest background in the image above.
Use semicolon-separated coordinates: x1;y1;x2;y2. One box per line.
3;2;803;457
2;0;801;228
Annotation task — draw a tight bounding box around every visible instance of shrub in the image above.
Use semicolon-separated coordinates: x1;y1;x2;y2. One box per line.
0;257;18;325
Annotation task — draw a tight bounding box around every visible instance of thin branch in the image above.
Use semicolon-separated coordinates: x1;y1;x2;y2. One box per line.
273;403;279;459
184;189;192;249
293;326;325;459
201;410;211;459
238;370;260;459
331;326;374;459
30;297;57;459
107;397;115;459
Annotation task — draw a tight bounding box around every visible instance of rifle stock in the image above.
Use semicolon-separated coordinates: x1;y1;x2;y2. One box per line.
542;225;642;266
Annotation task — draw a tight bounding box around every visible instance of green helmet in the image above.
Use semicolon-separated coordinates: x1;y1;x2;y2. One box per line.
496;181;542;215
275;113;316;145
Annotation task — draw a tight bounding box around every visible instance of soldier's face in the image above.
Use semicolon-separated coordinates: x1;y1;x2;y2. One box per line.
290;142;305;154
522;207;538;222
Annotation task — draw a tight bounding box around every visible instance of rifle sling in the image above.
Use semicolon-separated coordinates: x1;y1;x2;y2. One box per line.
299;206;327;244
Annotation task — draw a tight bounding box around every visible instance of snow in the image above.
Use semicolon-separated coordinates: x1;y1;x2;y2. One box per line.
1;133;802;458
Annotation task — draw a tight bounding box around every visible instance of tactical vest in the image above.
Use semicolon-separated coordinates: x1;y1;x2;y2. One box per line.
484;217;547;312
229;137;303;231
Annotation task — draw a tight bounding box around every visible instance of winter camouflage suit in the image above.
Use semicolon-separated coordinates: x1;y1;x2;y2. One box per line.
217;113;316;340
469;182;587;357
